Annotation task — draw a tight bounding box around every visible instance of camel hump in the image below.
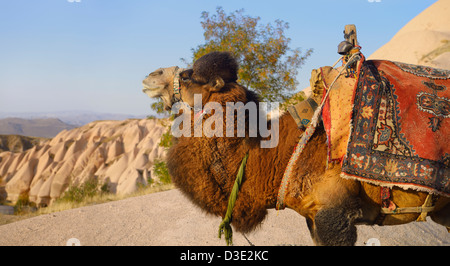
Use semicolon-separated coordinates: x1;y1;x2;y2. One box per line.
192;51;239;84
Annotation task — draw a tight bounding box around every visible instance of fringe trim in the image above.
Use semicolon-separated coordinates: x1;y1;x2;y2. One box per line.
340;172;450;197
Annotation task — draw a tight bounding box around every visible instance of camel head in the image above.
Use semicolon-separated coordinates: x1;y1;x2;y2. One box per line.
142;66;185;110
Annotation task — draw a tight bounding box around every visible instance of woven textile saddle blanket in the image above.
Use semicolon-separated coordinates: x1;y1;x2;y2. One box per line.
333;60;450;196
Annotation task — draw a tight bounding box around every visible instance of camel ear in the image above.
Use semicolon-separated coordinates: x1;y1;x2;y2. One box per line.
180;69;193;82
209;76;225;92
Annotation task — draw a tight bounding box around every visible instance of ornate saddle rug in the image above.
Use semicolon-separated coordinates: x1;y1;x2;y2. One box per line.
341;60;450;196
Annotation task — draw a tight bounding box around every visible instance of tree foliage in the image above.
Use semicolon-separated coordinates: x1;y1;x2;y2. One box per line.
188;7;313;102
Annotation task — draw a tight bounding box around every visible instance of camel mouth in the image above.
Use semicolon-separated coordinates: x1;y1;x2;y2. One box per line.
142;84;173;111
142;84;162;98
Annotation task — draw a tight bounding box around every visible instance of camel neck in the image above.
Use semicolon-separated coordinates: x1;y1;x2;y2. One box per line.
243;112;304;208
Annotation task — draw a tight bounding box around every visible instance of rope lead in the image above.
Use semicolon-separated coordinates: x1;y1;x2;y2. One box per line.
218;153;249;246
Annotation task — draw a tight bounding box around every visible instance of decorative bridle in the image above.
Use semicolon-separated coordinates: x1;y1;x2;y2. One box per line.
172;66;183;103
171;67;210;122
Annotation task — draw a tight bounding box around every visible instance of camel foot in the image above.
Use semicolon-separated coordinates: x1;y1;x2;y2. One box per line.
311;198;362;246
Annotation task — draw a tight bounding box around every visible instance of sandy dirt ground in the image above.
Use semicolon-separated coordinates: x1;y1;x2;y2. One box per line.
0;189;448;246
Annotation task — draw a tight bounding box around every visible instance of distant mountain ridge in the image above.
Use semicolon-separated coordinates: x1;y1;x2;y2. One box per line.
0;118;76;138
0;111;147;127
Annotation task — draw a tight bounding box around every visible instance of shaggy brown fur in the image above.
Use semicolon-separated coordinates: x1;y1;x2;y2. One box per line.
165;51;450;245
168;52;329;233
192;51;239;84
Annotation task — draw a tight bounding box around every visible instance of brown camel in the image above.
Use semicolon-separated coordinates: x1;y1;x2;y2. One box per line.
145;51;450;245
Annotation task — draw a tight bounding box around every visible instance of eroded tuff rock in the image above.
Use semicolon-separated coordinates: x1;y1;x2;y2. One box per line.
369;0;450;69
0;119;168;206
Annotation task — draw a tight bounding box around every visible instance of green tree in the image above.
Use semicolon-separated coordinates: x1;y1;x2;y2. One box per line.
187;7;312;103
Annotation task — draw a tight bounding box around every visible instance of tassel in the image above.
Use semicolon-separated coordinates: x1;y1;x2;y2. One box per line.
218;218;233;246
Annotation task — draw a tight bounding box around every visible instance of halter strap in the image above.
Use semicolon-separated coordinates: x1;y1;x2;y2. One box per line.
172;67;182;102
276;52;363;210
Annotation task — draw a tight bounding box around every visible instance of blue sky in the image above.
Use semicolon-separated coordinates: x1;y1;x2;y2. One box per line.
0;0;436;116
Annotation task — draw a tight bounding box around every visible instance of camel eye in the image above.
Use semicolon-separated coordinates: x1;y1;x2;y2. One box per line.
149;70;163;76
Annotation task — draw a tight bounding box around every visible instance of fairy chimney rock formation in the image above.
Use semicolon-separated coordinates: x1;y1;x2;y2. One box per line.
0;119;168;206
369;0;450;69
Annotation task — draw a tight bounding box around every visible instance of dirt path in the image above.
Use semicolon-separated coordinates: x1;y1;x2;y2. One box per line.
0;189;448;246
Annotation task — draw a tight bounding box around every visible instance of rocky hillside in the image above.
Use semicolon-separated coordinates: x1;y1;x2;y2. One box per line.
0;119;168;206
0;135;47;153
369;0;450;69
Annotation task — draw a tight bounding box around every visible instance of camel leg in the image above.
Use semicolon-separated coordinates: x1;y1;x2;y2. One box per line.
309;198;362;246
300;168;362;245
